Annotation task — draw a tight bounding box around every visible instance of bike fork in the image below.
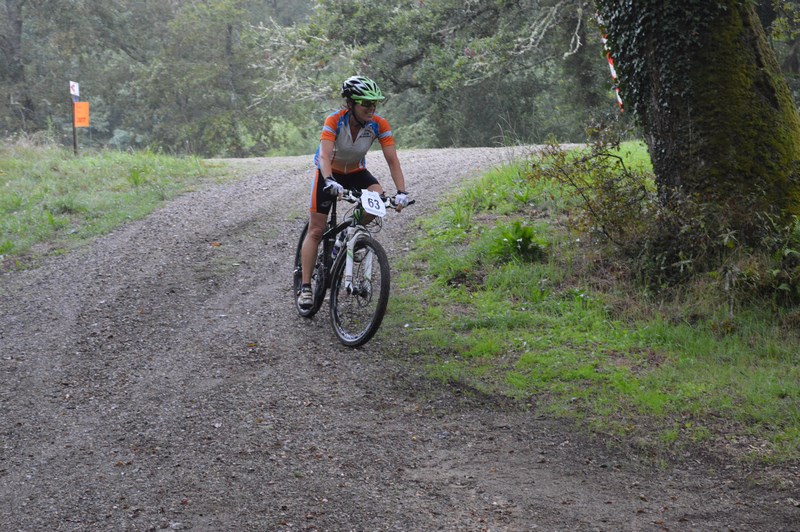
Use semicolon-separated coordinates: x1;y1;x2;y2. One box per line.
344;233;373;295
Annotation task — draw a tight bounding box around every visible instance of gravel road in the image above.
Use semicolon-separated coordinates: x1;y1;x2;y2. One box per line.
1;146;797;531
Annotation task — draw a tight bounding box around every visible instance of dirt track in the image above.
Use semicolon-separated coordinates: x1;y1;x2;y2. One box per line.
1;147;798;530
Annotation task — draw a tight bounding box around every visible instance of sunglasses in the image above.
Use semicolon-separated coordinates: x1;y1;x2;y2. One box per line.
353;99;378;108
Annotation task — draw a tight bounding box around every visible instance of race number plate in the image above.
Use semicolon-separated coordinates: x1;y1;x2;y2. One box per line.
360;189;386;217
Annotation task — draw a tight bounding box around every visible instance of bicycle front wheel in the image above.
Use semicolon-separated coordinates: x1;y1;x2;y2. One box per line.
329;236;390;347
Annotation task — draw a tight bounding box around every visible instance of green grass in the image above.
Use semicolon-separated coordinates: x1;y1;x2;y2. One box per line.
0;140;227;266
609;140;653;172
387;142;800;463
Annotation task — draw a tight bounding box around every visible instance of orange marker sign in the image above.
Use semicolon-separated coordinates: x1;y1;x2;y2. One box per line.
73;101;90;128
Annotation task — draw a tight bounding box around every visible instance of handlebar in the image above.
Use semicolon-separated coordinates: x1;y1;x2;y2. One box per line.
324;186;415;208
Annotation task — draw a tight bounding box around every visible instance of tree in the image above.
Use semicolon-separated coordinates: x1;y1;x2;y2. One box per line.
0;0;314;154
126;0;265;156
596;1;800;238
760;1;800;101
256;0;609;147
0;0;168;136
1;0;33;126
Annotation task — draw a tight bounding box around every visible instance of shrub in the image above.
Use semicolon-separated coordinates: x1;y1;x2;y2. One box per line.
526;131;800;307
486;220;548;263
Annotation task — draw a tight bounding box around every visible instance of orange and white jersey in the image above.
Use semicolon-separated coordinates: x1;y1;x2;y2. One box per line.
313;109;395;174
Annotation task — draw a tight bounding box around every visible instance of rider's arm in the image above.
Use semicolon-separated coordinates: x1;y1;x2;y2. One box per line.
318;139;335;178
381;144;406;193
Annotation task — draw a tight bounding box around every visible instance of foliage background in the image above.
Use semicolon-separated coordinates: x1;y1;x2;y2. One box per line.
3;0;610;156
3;1;800;157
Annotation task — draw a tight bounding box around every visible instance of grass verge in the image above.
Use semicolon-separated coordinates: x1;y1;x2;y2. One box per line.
386;142;800;465
0;139;228;269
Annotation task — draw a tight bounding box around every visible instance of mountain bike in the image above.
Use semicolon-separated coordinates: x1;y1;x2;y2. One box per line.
292;188;412;347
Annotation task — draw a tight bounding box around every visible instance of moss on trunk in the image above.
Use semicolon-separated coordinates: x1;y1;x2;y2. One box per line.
598;1;800;236
687;5;800;220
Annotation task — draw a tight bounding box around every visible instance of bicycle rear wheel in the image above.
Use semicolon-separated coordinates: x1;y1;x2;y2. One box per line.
293;221;326;318
329;236;390;347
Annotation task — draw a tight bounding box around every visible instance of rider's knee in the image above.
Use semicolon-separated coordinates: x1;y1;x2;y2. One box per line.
306;225;324;242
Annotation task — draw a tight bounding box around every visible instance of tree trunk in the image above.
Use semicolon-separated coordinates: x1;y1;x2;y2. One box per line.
597;1;800;237
0;0;25;83
1;0;34;124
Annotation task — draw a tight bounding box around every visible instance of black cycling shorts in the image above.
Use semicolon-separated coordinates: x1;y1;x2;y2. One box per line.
309;168;380;214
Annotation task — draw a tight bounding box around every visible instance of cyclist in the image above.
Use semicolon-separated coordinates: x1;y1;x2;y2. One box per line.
298;75;409;310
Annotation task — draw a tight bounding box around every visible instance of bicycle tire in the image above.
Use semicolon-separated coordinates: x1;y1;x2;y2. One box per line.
329;236;390;347
293;221;326;318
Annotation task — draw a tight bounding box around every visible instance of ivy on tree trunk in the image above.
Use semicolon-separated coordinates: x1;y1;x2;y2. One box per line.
597;0;800;239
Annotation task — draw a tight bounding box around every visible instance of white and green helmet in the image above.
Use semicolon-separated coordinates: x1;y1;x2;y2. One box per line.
340;76;385;101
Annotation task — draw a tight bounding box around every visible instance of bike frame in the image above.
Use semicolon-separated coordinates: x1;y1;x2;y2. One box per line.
323;192;376;291
319;200;352;288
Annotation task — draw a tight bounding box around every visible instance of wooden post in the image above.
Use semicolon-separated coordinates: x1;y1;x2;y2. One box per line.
72;101;78;156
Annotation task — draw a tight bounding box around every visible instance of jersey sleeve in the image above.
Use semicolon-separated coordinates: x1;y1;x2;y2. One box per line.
374;116;395;148
320;111;343;142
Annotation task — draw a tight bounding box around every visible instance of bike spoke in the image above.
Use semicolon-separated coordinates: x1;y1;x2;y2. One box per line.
330;239;390;346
